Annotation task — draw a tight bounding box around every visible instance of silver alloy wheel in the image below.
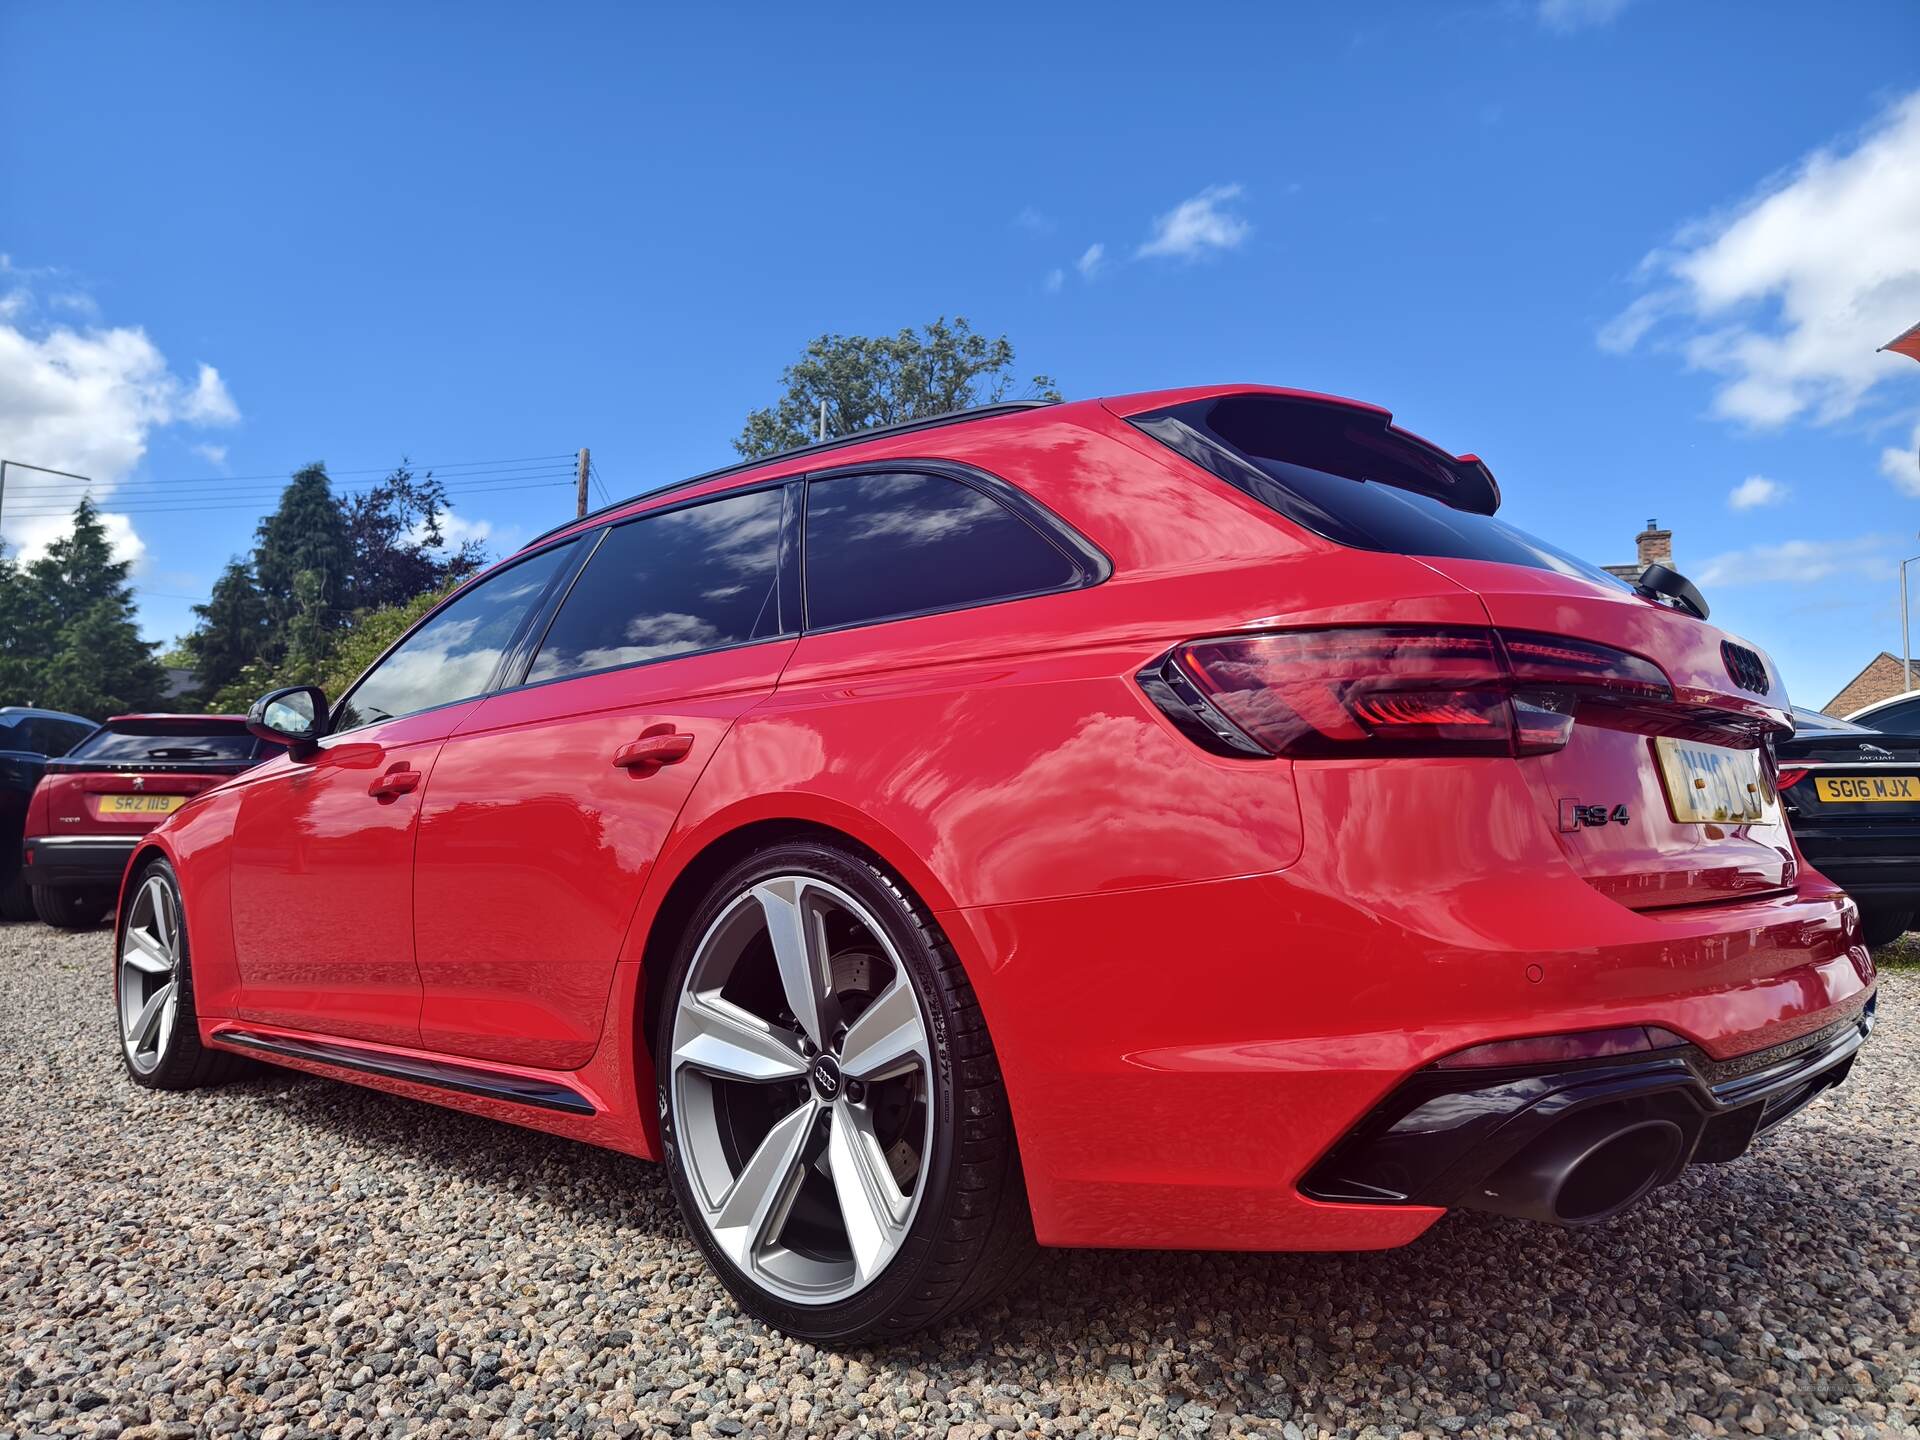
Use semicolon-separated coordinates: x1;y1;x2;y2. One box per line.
670;875;935;1306
118;873;180;1075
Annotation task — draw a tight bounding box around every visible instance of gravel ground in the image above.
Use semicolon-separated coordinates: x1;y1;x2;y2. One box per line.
2;918;1914;1440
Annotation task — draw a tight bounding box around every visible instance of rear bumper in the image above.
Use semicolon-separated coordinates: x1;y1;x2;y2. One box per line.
21;834;141;890
941;861;1874;1253
1302;999;1873;1207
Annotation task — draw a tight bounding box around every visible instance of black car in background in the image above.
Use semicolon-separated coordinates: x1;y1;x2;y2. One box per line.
0;707;99;919
1780;705;1920;946
1838;689;1920;731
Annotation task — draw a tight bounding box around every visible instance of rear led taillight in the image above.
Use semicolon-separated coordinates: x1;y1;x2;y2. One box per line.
1776;767;1809;791
1432;1025;1689;1069
1139;625;1672;759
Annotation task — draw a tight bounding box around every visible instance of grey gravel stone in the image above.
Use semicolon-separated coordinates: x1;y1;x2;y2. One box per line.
3;918;1914;1438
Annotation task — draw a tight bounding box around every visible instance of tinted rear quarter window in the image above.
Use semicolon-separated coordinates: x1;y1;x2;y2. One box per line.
803;470;1079;630
528;485;786;682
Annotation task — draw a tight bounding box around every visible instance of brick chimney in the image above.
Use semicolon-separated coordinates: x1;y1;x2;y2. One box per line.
1635;518;1672;569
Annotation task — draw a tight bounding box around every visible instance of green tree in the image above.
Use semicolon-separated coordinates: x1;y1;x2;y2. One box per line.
205;579;458;714
7;500;166;715
342;460;485;612
182;559;268;703
253;463;353;663
0;544;50;704
735;317;1060;458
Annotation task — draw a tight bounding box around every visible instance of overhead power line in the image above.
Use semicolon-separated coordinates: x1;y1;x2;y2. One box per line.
8;460;579;501
7;469;579;507
5;477;575;519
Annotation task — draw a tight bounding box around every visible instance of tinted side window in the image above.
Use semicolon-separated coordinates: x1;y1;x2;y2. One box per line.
528;485;785;683
333;540;578;733
1861;697;1920;731
803;471;1078;630
16;718;91;756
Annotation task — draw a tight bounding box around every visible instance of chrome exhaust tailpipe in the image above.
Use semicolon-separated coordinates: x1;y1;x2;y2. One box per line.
1464;1114;1684;1226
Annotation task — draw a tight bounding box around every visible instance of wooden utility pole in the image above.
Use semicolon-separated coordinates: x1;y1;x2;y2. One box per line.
575;447;590;518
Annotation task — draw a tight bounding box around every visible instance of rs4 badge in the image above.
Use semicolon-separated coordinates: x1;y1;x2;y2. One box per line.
1559;799;1630;831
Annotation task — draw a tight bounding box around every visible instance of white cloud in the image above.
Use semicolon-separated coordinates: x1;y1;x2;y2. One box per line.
1694;534;1895;588
1043;268;1064;294
182;364;239;424
1012;207;1055;234
1728;474;1788;510
1884;422;1920;496
0;260;240;562
1075;243;1105;281
1538;0;1632;33
190;442;228;467
1137;184;1251;260
406;510;494;551
1601;90;1920;428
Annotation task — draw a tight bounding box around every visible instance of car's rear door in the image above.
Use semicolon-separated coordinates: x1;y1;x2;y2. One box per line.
410;481;797;1069
227;540;584;1045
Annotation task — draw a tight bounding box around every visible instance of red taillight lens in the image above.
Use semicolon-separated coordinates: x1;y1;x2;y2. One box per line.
1152;625;1671;759
1498;630;1671;699
1776;767;1809;791
1433;1025;1690;1069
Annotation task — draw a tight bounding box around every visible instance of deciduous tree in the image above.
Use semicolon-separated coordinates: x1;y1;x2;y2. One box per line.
735;317;1060;458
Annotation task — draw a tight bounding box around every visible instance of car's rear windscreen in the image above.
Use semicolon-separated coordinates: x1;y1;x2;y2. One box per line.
1133;394;1631;592
67;726;260;763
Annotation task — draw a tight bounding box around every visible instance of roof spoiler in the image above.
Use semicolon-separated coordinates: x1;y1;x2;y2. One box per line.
1130;392;1502;517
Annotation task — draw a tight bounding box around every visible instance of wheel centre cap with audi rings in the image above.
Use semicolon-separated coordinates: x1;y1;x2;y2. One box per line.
809;1053;843;1100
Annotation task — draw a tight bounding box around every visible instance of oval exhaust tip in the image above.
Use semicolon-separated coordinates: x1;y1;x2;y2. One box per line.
1467;1114;1685;1226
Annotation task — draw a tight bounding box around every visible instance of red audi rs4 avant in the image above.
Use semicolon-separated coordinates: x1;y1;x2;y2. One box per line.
118;388;1875;1341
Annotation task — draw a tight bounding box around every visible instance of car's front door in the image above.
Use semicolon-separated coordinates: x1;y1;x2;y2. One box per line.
411;481;797;1069
227;540;584;1045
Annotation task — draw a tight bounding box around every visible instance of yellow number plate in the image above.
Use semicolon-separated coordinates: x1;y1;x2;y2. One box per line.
97;794;185;815
1812;774;1920;804
1653;737;1775;823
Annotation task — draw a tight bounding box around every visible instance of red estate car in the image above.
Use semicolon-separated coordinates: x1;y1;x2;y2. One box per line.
23;714;268;928
116;388;1874;1342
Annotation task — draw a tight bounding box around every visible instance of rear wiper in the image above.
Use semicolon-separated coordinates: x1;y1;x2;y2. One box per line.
145;747;222;760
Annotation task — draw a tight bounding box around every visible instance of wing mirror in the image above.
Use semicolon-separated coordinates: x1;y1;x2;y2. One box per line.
246;685;330;759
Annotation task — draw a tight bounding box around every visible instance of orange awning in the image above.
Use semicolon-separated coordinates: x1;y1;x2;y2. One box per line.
1884;322;1920;364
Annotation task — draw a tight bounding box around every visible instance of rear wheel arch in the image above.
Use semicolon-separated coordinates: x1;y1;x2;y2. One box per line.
637;816;959;1078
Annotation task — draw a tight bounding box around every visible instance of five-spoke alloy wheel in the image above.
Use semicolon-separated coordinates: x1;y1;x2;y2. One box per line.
113;858;242;1090
658;840;1034;1342
119;871;182;1074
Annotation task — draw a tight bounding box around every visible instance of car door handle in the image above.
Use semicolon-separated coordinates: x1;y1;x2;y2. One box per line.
613;732;696;770
367;766;422;799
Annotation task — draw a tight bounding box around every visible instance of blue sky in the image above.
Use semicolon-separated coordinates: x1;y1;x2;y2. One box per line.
3;1;1918;708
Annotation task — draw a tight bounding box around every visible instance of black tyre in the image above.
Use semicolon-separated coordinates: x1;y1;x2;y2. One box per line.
1858;906;1912;949
655;839;1036;1343
0;868;31;921
31;883;115;930
114;858;247;1089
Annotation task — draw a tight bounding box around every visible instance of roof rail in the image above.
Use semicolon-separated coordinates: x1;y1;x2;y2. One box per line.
526;400;1059;546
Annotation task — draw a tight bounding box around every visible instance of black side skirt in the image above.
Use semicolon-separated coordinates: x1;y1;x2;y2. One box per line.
217;1029;597;1116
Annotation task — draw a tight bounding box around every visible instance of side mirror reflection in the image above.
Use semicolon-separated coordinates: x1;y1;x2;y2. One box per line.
247;685;330;759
